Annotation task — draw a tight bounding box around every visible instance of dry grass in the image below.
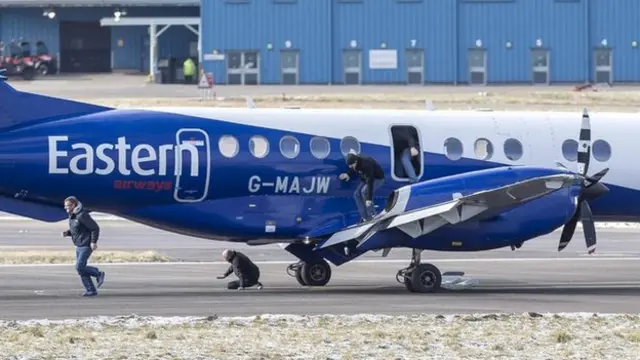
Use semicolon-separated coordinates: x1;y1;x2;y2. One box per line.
0;313;639;359
85;88;640;112
0;250;174;264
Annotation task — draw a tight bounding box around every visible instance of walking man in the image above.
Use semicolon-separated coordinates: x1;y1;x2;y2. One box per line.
217;249;263;290
62;196;105;297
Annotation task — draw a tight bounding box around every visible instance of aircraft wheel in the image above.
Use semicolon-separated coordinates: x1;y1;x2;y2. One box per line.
408;263;442;293
301;260;331;286
294;267;307;286
403;277;414;292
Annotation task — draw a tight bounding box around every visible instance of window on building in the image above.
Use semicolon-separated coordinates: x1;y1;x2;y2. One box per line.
281;50;299;85
343;50;361;85
406;49;424;85
468;49;486;85
531;48;549;85
226;51;260;85
594;48;612;84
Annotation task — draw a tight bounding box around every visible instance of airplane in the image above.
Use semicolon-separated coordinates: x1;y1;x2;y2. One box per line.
0;68;629;293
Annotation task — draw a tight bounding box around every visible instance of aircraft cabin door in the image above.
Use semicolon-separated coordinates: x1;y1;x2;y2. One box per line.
389;124;424;183
174;128;211;203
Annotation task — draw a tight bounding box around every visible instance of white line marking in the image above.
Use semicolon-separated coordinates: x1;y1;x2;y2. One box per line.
1;257;639;268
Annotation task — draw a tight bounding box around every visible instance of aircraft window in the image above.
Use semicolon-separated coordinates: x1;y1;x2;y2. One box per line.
562;139;578;162
249;135;269;158
389;125;422;181
280;135;300;159
503;138;523;161
310;136;330;159
340;136;361;156
592;139;611;162
218;135;239;158
444;137;463;161
474;138;493;160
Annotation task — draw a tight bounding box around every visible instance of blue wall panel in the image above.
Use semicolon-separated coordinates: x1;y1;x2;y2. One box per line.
457;0;588;83
332;0;455;84
0;6;198;72
201;0;330;85
589;0;640;82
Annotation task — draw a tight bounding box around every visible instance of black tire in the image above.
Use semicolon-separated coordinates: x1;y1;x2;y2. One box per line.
37;63;49;75
408;263;442;293
22;67;36;81
403;277;414;292
294;267;307;286
301;260;332;286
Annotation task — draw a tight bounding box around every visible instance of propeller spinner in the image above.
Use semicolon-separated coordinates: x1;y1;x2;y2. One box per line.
557;108;610;255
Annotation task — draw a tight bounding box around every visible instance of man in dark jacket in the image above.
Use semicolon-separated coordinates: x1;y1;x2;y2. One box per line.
339;152;386;222
62;196;105;297
217;249;263;290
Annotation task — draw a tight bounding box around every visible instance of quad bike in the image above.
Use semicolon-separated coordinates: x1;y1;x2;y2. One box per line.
0;40;37;80
32;41;57;75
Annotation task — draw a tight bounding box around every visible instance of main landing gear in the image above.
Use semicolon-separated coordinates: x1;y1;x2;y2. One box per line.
396;249;443;293
286;259;332;287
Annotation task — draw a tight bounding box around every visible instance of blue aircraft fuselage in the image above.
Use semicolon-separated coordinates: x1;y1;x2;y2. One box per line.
0;108;627;257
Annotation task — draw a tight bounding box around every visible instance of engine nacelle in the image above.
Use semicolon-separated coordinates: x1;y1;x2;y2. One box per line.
384;165;578;215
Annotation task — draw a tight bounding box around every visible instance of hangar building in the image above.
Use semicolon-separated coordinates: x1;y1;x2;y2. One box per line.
2;0;638;85
200;0;640;85
0;0;199;77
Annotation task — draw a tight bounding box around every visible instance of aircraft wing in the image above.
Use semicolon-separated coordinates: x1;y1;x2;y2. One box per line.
316;173;576;250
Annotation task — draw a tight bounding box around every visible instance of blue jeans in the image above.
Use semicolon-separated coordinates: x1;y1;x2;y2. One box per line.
76;246;101;293
353;179;385;220
401;148;419;183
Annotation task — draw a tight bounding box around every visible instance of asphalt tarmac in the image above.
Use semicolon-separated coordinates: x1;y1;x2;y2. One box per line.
0;221;640;320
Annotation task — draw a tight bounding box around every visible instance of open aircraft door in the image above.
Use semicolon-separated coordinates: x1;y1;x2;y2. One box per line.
174;128;211;203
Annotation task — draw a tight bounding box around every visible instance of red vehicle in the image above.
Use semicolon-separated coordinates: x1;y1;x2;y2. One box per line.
0;40;37;80
30;41;57;75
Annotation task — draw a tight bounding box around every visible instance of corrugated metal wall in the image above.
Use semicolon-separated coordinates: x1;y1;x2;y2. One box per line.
201;0;640;85
200;0;331;85
0;6;199;73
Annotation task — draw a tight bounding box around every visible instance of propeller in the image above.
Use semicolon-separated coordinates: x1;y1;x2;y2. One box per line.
557;108;610;255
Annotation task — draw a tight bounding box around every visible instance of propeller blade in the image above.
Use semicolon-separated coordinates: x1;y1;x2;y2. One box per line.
577;108;591;176
582;181;609;201
585;168;610;187
558;203;581;252
580;201;596;254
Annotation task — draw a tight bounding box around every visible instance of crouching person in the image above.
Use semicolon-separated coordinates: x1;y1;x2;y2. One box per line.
217;249;263;290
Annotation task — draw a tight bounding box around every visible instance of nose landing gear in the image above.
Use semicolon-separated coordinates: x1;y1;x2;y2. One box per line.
395;249;443;293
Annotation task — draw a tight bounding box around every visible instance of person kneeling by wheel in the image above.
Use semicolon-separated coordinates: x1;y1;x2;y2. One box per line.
217;249;264;290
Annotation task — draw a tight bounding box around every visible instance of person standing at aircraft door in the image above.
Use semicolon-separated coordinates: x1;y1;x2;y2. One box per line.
393;127;420;183
62;196;105;297
217;249;264;290
339;153;386;222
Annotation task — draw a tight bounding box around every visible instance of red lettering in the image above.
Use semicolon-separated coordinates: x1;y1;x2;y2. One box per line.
112;180;173;192
134;181;147;190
